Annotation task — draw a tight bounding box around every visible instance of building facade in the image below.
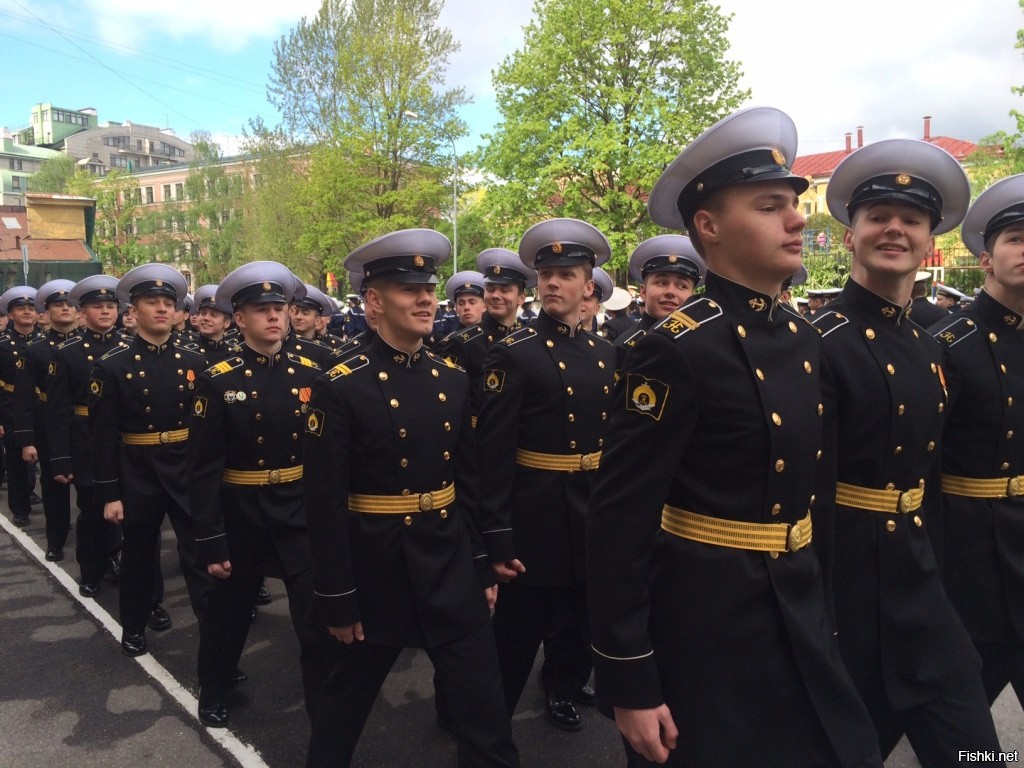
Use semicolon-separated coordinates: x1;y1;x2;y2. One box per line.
0;138;63;206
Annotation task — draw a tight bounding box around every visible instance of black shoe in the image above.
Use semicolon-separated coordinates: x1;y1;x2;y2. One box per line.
148;605;172;632
229;668;248;687
545;691;583;731
45;548;64;562
198;694;230;728
254;584;272;605
28;493;42;505
105;554;121;583
574;683;596;707
249;605;258;623
12;515;29;527
121;631;148;657
79;582;101;598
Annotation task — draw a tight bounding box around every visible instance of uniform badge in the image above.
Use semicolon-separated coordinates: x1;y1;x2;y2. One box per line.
48;362;56;376
186;369;195;382
224;390;236;403
236;391;246;401
626;374;669;421
298;387;311;403
306;408;325;437
895;173;911;186
748;297;767;312
89;379;103;397
194;396;207;418
16;358;24;369
484;369;505;393
771;149;786;165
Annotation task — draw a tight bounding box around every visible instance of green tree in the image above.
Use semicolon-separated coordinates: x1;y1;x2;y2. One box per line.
476;0;748;272
262;0;467;271
28;154;78;193
67;169;146;275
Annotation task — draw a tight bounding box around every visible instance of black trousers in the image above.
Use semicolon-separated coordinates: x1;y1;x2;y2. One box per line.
197;514;331;720
540;600;592;695
3;434;34;518
118;489;212;634
74;483;122;584
977;639;1024;708
306;621;518;768
37;427;71;550
491;581;590;715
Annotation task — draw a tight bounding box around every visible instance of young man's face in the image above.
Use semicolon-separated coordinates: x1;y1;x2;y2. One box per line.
455;294;485;327
289;305;319;334
537;265;592;322
484;283;524;322
10;304;38;331
934;292;957;309
121;306;137;330
368;281;437;340
695;180;806;290
48;299;77;327
133;295;176;337
235;302;287;345
197;306;230;338
640;273;696;320
845;201;934;280
982;223;1024;295
579;294;600;325
81;300;119;333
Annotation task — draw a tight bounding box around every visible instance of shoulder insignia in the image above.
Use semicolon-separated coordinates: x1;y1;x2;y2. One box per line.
619;327;645;348
426;349;463;371
810;311;850;338
932;316;978;348
99;343;129;361
326;354;370;380
503;327;537;347
207;357;244;377
286;352;321;370
654;298;723;339
56;335;84;351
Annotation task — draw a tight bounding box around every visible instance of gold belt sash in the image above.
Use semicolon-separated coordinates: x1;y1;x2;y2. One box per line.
120;428;189;446
515;448;601;472
835;481;923;514
73;405;88;417
471;415;478;429
1;382;12;393
941;473;1024;499
222;466;303;486
37;391;47;402
661;504;812;553
348;484;456;514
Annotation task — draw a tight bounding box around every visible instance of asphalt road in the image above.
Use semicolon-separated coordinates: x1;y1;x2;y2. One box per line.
1;485;1021;767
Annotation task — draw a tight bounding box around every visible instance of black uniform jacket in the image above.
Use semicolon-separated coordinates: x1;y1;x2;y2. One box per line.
188;343;322;576
11;329;75;448
436;313;520;417
612;312;656;375
931;290;1024;642
0;328;43;432
303;334;491;648
909;296;950;328
88;334;206;511
476;309;615;587
588;273;880;768
46;329;124;483
814;278;979;709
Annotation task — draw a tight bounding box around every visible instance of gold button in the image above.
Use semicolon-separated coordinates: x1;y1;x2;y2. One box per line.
789;321;798;334
566;387;574;395
770;552;779;559
1009;397;1015;407
1002;462;1010;470
257;459;265;467
930;362;937;373
912;329;919;338
756;369;764;381
546;340;554;348
400;458;409;467
404;516;412;526
737;325;746;338
568;413;575;422
803;361;812;373
257;436;264;444
431;369;439;378
1008;431;1015;439
927;441;935;451
378;372;388;381
885;482;895;491
444;422;451;431
772;412;782;426
598;361;605;369
1001;364;1007;374
145;406;151;413
134;354;141;361
938;402;944;412
775;459;785;472
245;369;252;377
894;446;902;455
990;332;998;343
439;510;448;519
816;450;822;460
886;364;895;375
913;515;923;527
443;451;451;460
390;398;399;408
817;403;823;416
771;503;781;516
810;494;816;504
598;438;603;447
292;433;299;440
885;520;896;532
558;362;566;370
897;404;905;415
255;413;262;420
287;367;295;374
603;386;609;394
139;370;146;378
399;428;407;437
865;329;876;340
438;392;447;401
569;440;576;449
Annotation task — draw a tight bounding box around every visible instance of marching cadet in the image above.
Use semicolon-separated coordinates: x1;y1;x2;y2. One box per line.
45;275;124;596
189;261;331;728
614;235;705;372
446;270;488;333
580;266;614;335
191;284;238;365
0;286;43;527
813;138;1001;764
935;283;965;311
291;284;338;347
931;173;1024;709
89;264;213;657
13;280;78;562
303;229;518;768
476;218;616;732
587;107;882;768
909;271;949;327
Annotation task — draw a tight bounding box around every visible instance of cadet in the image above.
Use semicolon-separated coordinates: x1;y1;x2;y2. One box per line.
814;138;1000;764
0;286;43;527
909;271;949;327
476;218;616;732
45;275;124;595
580;267;614;335
189;262;331;727
587;107;881;767
89;264;213;657
303;229;518;768
191;284;238;365
932;173;1024;709
597;287;635;342
291;284;336;345
935;283;965;311
13;280;78;561
614;235;705;372
330;272;378;359
340;293;368;340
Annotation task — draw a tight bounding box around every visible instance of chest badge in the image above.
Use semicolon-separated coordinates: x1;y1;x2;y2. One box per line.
626;374;669;421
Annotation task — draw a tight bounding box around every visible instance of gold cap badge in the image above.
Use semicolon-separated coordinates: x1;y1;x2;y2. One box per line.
896;173;911;186
771;149;786;165
413;255;425;267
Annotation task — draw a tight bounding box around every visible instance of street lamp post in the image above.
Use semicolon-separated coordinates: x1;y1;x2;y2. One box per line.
404;111;458;272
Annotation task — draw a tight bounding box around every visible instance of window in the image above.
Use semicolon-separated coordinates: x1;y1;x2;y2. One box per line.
145;187;154;204
162;184;171;200
12;177;21;189
8;159;23;170
175;182;184;200
137;139;143;150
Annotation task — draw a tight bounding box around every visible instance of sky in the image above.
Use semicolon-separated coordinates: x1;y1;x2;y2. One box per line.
1;0;1021;161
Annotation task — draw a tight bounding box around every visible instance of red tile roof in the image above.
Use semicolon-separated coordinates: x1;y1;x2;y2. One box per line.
793;136;981;180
